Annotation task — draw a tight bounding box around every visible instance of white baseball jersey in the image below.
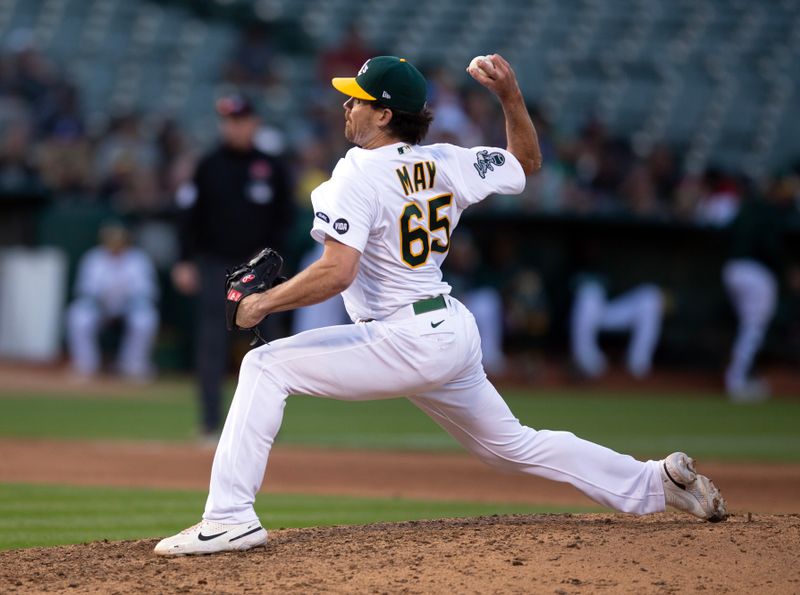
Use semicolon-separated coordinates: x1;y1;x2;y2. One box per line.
74;247;158;316
310;142;525;321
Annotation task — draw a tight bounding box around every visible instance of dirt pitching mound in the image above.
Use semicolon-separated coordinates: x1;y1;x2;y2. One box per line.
3;513;798;594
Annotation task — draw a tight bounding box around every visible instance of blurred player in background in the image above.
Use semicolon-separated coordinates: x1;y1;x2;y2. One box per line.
568;239;664;379
172;94;294;438
571;277;664;379
67;221;159;381
723;176;800;401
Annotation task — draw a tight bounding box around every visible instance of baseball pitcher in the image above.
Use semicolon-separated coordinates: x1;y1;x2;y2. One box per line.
155;55;726;556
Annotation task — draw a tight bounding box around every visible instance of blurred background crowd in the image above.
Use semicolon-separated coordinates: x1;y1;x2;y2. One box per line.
3;0;799;221
1;0;799;429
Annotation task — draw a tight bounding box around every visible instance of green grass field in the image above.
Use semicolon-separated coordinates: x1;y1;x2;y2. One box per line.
1;381;798;550
1;384;798;460
0;484;586;550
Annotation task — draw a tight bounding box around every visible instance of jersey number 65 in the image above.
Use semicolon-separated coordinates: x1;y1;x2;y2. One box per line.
399;193;452;268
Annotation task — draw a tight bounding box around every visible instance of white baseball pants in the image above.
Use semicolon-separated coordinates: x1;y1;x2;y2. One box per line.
571;281;663;378
292;247;507;374
722;259;777;391
67;298;158;378
204;297;665;524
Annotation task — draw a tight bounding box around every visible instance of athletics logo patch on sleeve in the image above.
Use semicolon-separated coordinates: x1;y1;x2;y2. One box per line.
315;211;330;223
333;218;350;234
473;150;506;179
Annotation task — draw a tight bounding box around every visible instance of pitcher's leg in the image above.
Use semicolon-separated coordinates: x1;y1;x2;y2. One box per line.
203;348;287;524
203;320;441;524
410;375;664;515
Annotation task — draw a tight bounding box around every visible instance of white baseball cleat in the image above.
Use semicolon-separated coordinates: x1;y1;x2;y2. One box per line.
154;520;267;556
661;452;728;522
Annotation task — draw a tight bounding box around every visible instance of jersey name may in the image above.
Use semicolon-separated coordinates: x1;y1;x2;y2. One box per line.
310;142;525;322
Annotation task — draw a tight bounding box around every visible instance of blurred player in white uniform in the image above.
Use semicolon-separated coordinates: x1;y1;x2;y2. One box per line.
722;179;800;401
67;222;159;380
571;278;664;379
155;55;726;556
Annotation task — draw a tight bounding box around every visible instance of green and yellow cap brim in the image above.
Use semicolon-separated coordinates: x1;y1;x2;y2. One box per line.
331;57;428;113
331;77;376;101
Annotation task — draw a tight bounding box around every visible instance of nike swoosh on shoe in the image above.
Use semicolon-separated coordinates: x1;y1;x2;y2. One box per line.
229;526;264;542
197;531;227;541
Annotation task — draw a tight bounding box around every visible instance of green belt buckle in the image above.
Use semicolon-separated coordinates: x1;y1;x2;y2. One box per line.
412;295;446;315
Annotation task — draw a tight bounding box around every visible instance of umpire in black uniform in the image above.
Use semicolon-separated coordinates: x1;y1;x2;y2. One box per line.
172;94;294;437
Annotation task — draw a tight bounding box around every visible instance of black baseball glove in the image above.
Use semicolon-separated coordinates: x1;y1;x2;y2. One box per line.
225;247;285;343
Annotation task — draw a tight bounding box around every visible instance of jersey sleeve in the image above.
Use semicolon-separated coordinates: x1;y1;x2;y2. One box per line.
310;173;376;253
446;145;526;208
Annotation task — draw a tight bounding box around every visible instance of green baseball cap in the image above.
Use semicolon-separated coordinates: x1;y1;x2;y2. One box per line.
332;56;427;113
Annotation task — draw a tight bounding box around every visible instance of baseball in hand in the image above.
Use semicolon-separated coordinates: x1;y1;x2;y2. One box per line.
468;55;495;78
